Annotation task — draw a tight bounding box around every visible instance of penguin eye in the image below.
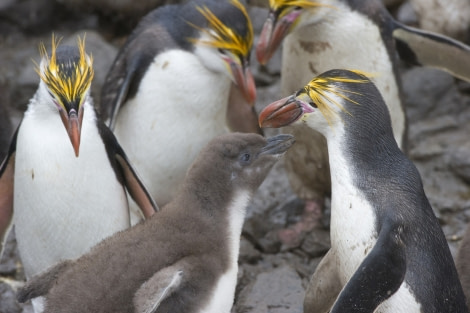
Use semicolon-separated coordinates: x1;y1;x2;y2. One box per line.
309;101;317;108
218;48;227;55
239;152;251;165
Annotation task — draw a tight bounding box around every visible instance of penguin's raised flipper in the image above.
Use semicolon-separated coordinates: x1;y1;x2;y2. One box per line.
330;222;407;313
0;128;18;259
393;23;470;82
304;249;343;313
17;260;73;303
98;122;159;218
133;263;184;313
227;83;263;135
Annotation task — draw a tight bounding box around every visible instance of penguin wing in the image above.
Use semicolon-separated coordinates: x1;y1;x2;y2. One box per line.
329;222;407;313
97;122;159;217
227;83;263;135
133;264;184;313
17;260;73;303
0;127;18;259
100;23;177;130
393;23;470;82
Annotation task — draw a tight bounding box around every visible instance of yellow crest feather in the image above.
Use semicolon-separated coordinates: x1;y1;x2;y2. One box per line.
35;34;94;108
303;70;372;125
269;0;332;17
188;0;253;57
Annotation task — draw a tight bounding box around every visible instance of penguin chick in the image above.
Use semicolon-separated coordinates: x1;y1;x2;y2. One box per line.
0;35;158;313
259;69;468;313
255;0;470;248
16;132;295;313
100;0;262;211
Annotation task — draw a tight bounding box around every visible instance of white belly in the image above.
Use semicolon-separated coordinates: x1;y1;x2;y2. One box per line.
328;143;421;312
281;5;405;148
114;50;231;207
198;191;249;313
14;108;130;278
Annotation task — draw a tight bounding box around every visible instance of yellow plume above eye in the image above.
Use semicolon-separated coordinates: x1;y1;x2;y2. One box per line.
269;0;325;11
303;70;372;125
188;0;254;58
35;34;94;108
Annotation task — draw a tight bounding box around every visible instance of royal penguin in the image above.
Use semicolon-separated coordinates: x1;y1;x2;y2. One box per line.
259;69;468;313
100;0;261;211
16;132;295;313
255;0;470;247
0;36;158;312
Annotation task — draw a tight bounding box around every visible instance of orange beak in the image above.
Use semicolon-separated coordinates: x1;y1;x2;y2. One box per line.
59;107;83;157
229;58;257;105
259;95;307;128
256;10;302;65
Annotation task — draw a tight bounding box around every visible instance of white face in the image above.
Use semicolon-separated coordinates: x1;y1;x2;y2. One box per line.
294;91;343;137
192;31;235;81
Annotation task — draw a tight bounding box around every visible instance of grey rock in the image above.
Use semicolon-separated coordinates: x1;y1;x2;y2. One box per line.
239;237;262;264
300;228;330;258
402;67;458;122
450;142;470;184
235;265;304;313
396;1;418;26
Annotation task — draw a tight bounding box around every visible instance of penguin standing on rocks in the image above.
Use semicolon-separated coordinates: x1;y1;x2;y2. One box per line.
100;0;261;210
255;0;470;247
0;36;158;312
259;69;468;313
16;132;295;313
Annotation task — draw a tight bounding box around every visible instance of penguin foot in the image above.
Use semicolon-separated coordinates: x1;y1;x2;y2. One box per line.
278;199;323;248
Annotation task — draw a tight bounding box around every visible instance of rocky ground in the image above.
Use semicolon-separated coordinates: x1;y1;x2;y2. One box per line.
0;0;469;312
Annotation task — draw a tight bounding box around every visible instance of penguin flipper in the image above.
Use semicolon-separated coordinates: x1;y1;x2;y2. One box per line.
16;260;73;303
0;127;18;260
304;249;343;313
330;223;407;313
393;23;470;82
227;83;263;135
100;21;177;130
97;122;159;217
133;264;184;313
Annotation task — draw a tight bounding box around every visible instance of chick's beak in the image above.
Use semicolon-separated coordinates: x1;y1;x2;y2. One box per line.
259;95;304;128
230;59;256;105
59;107;83;157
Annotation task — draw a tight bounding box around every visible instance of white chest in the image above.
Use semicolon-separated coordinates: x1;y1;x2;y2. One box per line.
199;191;249;313
114;50;231;206
282;5;405;148
14;107;130;277
327;139;377;284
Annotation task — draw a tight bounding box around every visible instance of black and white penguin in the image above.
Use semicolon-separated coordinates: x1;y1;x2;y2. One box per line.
16;132;295;313
0;36;158;312
100;0;261;210
255;0;470;247
259;69;468;313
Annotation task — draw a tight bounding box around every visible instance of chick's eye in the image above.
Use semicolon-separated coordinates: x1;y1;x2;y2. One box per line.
239;153;251;165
